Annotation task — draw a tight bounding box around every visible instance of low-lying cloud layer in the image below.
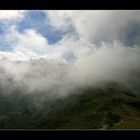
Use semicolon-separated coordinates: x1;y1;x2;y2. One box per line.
0;10;140;100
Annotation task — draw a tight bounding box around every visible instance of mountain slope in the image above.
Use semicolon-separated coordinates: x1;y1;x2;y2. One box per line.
0;83;140;129
29;83;140;129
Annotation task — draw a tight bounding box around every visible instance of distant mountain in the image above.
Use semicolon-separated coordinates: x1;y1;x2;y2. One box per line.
0;83;140;129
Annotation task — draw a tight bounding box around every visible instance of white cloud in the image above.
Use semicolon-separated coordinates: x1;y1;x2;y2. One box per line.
46;10;140;44
50;34;96;61
0;10;25;20
2;10;140;63
0;10;140;98
69;43;140;88
0;25;67;63
4;26;49;54
0;41;140;97
46;10;74;31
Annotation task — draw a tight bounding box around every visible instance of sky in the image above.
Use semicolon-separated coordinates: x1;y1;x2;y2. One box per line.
0;10;140;98
0;10;140;61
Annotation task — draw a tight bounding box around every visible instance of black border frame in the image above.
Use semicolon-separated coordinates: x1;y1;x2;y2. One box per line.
0;0;140;139
0;0;140;9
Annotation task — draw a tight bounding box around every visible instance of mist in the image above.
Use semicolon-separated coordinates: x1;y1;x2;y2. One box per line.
0;43;140;100
0;10;140;102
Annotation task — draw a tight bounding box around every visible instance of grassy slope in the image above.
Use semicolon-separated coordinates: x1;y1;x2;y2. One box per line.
0;83;140;129
29;84;140;129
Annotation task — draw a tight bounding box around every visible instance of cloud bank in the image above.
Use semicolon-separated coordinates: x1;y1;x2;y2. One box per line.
0;10;140;100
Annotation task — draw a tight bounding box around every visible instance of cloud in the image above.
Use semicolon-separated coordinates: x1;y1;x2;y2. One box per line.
0;10;25;20
69;43;140;89
6;26;49;53
46;10;74;31
0;39;140;98
0;10;140;100
0;25;68;62
46;10;140;45
0;25;51;56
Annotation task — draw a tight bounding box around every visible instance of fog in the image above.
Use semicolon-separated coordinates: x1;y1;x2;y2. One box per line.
0;43;140;99
0;10;140;101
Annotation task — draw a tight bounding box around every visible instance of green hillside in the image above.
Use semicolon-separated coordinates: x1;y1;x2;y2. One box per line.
0;83;140;129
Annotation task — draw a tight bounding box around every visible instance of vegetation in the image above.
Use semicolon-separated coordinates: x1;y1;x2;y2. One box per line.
0;83;140;129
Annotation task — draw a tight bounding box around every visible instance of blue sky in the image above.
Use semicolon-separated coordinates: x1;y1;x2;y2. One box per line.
16;10;65;44
0;10;140;62
0;10;81;59
0;10;68;52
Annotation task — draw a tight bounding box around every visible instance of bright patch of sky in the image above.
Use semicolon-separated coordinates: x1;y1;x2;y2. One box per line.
16;10;65;44
0;10;74;52
0;10;140;63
